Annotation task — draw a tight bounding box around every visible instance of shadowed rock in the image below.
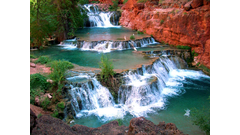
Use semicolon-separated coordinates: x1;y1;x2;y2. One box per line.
31;115;186;135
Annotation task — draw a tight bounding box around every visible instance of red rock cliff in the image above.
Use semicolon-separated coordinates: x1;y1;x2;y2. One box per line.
120;0;210;68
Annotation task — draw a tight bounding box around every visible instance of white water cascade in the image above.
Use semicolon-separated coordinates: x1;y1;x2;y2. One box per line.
67;56;210;121
58;37;157;52
83;4;119;27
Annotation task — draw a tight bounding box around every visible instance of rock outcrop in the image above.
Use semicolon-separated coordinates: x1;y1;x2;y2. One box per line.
119;0;210;68
31;115;186;135
128;117;186;135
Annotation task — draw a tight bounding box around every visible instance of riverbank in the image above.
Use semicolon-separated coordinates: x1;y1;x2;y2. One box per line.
31;113;186;135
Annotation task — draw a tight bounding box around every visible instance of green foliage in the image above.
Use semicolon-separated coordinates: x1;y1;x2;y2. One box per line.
30;73;51;90
99;54;115;83
37;113;43;118
176;45;191;49
191;107;210;135
130;35;135;40
137;31;144;34
196;62;200;66
49;60;74;85
30;0;87;48
123;0;128;4
30;55;37;59
41;97;50;110
160;20;164;24
57;102;65;110
150;34;153;37
109;0;119;11
184;12;187;15
51;110;59;118
199;64;210;74
137;0;148;3
91;1;99;3
35;56;51;64
191;50;198;57
116;119;123;126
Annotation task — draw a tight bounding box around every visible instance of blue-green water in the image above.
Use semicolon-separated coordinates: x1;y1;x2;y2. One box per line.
68;69;210;135
30;45;167;69
75;27;149;41
31;26;210;135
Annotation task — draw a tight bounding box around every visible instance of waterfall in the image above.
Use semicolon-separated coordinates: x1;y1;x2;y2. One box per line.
77;37;157;52
66;56;209;121
82;4;120;27
68;75;115;118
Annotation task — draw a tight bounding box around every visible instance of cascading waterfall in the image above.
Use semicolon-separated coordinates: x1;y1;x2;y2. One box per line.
68;75;115;118
82;4;119;27
59;37;158;52
67;56;209;122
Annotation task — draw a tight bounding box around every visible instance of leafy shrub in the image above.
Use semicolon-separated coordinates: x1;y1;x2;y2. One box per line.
99;54;115;83
176;45;191;49
137;31;144;34
30;73;51;90
191;50;198;57
51;110;59;118
191;107;210;135
41;97;50;110
160;20;164;24
130;35;135;40
37;113;43;118
184;12;187;15
49;60;74;85
57;101;65;110
91;0;99;3
199;64;210;74
109;0;118;11
35;56;51;64
196;62;200;66
30;55;37;59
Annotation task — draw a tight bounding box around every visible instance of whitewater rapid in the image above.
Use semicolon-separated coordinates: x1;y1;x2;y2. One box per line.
67;56;210;122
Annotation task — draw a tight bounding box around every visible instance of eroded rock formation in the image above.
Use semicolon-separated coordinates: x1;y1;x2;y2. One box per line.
119;0;210;68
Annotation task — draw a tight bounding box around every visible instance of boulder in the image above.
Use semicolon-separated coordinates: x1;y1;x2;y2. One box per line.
128;117;186;135
30;108;37;133
47;79;53;84
32;115;78;135
30;104;52;116
184;1;192;11
191;0;203;9
30;63;36;68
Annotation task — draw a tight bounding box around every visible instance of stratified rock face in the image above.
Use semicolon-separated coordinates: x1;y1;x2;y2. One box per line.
31;115;186;135
120;0;210;68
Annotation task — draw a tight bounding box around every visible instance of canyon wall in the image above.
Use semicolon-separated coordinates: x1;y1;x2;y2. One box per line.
119;0;210;68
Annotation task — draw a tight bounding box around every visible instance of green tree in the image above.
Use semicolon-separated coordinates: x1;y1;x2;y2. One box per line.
30;0;87;48
191;98;210;135
99;54;115;83
54;0;87;41
109;0;119;11
30;0;58;48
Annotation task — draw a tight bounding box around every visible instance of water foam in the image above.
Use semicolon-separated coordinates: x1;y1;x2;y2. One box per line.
67;56;209;122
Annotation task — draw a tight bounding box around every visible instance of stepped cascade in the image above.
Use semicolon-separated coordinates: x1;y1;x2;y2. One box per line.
66;56;209;120
82;4;120;27
59;37;157;52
